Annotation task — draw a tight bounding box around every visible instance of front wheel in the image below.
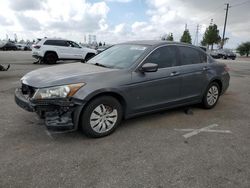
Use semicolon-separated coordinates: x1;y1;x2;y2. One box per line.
80;96;123;138
202;82;220;109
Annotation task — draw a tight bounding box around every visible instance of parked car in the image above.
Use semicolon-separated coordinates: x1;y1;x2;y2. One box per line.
198;46;220;59
216;49;236;60
207;50;220;59
16;44;30;51
15;41;230;138
32;38;97;64
0;41;17;51
0;64;10;71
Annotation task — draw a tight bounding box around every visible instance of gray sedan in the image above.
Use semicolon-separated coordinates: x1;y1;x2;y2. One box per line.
15;41;230;137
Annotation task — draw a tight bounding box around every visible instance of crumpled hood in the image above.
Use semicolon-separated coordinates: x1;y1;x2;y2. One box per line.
21;63;114;88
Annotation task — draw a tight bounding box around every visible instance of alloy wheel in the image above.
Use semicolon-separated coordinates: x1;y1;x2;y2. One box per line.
207;85;219;106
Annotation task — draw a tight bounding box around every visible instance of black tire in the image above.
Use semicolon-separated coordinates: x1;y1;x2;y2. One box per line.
84;53;95;62
80;96;123;138
202;82;220;109
223;55;227;60
36;110;45;119
44;52;57;64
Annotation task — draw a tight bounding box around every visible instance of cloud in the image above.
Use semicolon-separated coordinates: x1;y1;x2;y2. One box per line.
47;1;109;33
16;13;41;31
0;0;249;48
128;0;250;47
104;0;132;3
9;0;46;11
0;16;13;26
127;0;192;41
114;23;126;34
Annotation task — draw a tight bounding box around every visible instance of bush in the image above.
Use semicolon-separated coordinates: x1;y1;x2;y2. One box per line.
237;42;250;57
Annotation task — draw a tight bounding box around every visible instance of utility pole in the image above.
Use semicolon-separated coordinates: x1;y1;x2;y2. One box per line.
193;24;200;46
185;23;187;31
222;3;230;49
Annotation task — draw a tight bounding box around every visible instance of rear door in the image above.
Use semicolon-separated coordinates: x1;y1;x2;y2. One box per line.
177;46;209;100
128;45;182;114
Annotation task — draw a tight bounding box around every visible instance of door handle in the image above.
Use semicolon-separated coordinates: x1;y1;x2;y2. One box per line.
203;66;209;71
170;71;180;76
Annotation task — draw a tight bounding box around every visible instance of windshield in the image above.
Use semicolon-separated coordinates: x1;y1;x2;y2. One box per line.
87;44;148;69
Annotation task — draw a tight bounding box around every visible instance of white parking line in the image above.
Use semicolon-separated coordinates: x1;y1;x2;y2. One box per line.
45;130;54;139
175;124;232;139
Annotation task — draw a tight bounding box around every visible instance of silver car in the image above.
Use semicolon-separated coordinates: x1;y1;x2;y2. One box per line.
15;41;230;137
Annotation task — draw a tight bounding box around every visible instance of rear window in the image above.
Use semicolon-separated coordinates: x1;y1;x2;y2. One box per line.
178;46;203;65
44;40;68;47
200;51;207;63
35;39;41;44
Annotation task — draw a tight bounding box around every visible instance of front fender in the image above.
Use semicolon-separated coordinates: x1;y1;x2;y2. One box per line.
73;87;126;103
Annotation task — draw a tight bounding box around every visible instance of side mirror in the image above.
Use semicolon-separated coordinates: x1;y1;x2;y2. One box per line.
140;63;158;72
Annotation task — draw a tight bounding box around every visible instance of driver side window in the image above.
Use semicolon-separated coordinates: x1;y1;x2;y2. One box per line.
145;46;178;68
67;41;80;48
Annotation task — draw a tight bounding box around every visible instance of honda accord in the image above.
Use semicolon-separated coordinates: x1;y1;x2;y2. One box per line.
15;41;230;137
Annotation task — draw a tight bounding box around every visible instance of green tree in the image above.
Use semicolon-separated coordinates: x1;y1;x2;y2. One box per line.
237;42;250;57
201;24;221;50
166;33;174;41
161;33;174;41
180;29;192;44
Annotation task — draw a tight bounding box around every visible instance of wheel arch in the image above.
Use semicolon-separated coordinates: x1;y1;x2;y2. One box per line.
85;91;127;116
209;78;223;94
44;50;58;59
74;90;127;129
84;52;96;60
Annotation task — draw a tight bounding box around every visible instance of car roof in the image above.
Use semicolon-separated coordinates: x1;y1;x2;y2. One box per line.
42;38;68;41
119;40;194;47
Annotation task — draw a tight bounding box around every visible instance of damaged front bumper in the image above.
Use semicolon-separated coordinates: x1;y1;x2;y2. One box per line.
15;88;84;131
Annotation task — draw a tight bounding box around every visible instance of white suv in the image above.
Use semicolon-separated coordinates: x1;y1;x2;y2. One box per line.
32;38;97;64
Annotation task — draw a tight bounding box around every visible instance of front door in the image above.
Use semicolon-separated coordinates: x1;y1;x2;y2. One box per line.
67;41;83;60
127;45;182;114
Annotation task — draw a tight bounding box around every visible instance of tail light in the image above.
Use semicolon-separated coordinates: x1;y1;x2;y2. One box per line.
33;45;41;49
224;65;230;72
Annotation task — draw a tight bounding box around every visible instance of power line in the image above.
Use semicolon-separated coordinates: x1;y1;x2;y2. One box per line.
231;0;250;8
197;5;225;23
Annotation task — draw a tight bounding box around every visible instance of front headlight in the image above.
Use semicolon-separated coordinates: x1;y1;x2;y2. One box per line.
33;83;85;99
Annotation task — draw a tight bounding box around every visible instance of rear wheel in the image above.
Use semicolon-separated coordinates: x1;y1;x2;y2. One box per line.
202;82;220;109
80;96;122;138
44;52;58;64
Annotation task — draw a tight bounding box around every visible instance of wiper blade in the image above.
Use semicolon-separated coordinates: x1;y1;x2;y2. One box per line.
94;63;113;68
94;63;108;68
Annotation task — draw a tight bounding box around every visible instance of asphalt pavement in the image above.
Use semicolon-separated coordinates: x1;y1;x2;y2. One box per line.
0;51;249;188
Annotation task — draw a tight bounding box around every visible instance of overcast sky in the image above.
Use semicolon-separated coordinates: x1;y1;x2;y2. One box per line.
0;0;249;48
